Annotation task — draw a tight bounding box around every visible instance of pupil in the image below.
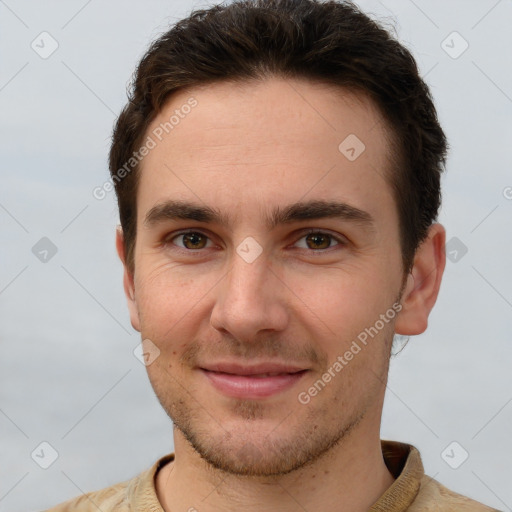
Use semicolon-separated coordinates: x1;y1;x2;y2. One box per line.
308;233;329;249
185;233;204;248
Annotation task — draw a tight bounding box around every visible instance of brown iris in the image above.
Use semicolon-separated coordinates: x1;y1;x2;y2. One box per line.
305;232;331;250
182;232;208;249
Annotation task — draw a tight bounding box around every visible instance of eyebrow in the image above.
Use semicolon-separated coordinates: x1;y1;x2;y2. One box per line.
144;199;375;232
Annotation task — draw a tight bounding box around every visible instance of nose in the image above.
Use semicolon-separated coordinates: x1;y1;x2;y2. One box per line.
210;250;289;342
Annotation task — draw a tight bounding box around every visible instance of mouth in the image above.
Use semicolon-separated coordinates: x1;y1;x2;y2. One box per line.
199;363;309;399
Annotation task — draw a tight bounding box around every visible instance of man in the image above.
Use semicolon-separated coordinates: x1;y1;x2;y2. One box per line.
49;0;499;510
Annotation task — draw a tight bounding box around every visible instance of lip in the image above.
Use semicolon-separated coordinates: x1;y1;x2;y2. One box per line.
200;362;309;399
201;362;307;375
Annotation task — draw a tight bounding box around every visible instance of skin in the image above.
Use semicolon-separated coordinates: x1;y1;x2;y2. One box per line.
116;77;446;512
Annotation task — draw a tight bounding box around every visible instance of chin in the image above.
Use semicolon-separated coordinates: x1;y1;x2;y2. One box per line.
171;400;362;477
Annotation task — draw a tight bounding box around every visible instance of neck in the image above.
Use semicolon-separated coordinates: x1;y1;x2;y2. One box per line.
156;416;395;512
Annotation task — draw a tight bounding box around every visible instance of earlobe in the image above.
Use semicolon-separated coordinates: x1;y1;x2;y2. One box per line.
395;223;446;336
115;226;141;332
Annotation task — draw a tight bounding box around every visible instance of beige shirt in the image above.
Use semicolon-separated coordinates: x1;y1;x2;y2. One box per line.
47;441;500;511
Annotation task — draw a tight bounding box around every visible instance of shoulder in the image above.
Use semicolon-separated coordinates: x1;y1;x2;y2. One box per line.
45;453;174;511
45;478;132;512
408;475;502;511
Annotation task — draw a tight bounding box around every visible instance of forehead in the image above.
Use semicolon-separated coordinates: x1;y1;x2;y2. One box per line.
137;77;395;229
145;77;391;156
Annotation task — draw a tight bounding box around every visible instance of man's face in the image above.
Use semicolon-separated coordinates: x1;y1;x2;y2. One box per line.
125;78;406;476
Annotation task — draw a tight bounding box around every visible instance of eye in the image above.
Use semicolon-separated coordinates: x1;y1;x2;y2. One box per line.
164;229;345;253
168;231;214;250
294;230;345;251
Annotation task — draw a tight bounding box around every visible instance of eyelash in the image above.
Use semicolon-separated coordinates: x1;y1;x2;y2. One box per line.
165;229;347;254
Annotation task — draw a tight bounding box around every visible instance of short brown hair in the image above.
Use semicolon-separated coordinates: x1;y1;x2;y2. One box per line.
109;0;447;274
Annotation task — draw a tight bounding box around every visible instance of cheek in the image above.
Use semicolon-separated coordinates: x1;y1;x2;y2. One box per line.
281;267;399;379
134;263;217;338
283;265;395;330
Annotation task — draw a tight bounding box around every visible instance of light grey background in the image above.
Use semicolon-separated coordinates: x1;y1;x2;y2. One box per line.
1;0;511;510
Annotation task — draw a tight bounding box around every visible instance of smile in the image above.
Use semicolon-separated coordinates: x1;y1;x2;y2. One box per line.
200;369;309;399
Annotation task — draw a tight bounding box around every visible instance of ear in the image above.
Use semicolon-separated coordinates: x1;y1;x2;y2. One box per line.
394;223;446;336
115;226;141;332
